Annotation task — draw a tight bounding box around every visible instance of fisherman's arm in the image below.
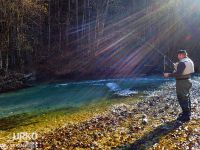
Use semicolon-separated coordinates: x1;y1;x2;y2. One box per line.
164;62;186;77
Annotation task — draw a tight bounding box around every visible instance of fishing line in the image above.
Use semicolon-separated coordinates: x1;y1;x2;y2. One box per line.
133;36;174;72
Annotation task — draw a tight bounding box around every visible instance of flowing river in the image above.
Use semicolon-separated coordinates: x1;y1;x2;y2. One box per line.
0;76;174;119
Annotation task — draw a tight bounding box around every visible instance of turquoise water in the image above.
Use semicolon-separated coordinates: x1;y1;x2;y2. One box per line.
0;76;173;118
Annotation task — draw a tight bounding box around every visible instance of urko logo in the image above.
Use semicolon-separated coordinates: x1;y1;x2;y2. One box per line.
12;132;38;141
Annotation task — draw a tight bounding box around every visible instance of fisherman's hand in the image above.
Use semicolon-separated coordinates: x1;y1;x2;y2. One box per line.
173;62;178;70
163;73;170;78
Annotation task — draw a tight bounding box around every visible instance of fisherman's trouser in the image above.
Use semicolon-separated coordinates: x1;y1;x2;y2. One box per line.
176;79;192;116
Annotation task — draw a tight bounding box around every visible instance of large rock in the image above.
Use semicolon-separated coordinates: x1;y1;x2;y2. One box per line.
0;72;35;93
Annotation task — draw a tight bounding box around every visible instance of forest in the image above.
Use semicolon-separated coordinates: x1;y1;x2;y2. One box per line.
0;0;200;90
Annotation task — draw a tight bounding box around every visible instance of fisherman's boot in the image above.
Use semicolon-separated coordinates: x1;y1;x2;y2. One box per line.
177;99;191;122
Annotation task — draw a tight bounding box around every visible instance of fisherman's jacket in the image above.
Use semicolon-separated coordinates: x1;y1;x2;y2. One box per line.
170;57;194;80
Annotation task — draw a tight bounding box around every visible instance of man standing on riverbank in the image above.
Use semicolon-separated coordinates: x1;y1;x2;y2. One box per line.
164;50;194;122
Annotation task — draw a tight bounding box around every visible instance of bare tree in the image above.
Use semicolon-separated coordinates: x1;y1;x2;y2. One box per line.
48;0;51;51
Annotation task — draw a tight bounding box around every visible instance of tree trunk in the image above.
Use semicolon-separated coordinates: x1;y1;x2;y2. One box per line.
87;0;91;56
48;0;51;51
5;50;8;73
58;0;62;51
76;0;79;39
0;50;2;69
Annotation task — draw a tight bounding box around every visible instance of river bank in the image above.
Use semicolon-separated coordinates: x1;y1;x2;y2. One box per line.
0;72;35;93
34;79;200;150
2;77;199;149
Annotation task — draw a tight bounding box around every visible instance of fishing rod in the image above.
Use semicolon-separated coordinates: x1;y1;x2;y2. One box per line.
134;36;174;72
164;55;166;73
149;45;174;73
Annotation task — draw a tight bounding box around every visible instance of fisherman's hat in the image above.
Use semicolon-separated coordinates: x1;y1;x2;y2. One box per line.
178;50;188;55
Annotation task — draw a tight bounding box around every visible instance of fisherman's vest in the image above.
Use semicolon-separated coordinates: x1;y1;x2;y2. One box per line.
179;57;194;75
